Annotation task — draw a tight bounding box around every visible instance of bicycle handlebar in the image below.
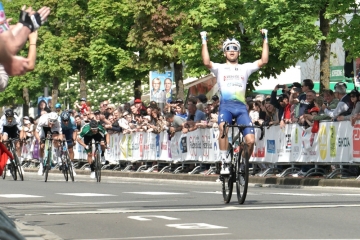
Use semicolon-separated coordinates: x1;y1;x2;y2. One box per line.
221;122;265;140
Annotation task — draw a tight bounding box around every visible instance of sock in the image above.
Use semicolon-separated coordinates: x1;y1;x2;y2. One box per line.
90;162;94;172
220;151;227;162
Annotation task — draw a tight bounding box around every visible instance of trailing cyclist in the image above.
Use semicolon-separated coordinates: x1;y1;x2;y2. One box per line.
200;30;269;175
77;119;109;179
35;112;63;175
0;109;23;175
59;111;77;176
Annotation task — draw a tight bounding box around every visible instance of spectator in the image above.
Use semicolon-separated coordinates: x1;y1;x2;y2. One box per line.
148;108;164;134
248;101;260;123
337;89;360;123
165;112;185;137
304;107;320;126
113;109;121;121
20;116;34;140
106;103;116;114
298;90;316;126
262;102;279;127
197;94;208;104
322;83;351;119
75;98;89;114
182;97;206;134
130;104;138;116
174;103;187;119
211;95;220;113
119;111;133;134
303;96;325;123
134;99;146;113
94;110;101;122
104;114;121;133
203;102;218;127
290;79;314;122
74;115;83;131
55;103;62;115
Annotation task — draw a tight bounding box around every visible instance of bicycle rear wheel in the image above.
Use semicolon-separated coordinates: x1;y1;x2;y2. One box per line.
221;143;233;203
94;149;101;182
236;143;249;204
2;164;6;179
13;152;24;181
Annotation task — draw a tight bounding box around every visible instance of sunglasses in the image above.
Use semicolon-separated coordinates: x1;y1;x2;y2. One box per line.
350;95;357;98
49;119;57;123
225;45;239;52
63;120;69;122
6;117;13;120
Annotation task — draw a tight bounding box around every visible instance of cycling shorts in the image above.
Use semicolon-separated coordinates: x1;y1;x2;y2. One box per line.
63;129;74;147
218;100;254;136
83;134;105;153
3;125;19;139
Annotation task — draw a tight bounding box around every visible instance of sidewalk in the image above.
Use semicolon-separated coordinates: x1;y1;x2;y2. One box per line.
24;168;360;188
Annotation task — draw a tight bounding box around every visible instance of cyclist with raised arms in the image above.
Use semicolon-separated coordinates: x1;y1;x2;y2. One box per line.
77;119;109;179
35;112;63;175
201;30;269;174
59;111;77;176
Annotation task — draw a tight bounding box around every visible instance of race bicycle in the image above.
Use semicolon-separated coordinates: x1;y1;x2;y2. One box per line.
2;138;23;181
220;122;264;204
59;140;74;182
93;141;102;183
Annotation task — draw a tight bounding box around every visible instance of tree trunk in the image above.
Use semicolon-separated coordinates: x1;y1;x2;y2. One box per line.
134;79;142;100
22;87;29;116
319;8;331;94
51;77;60;111
174;62;184;100
79;62;87;99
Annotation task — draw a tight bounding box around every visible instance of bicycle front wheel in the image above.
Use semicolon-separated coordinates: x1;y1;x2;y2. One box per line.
10;161;17;181
13;152;24;181
2;164;6;179
62;159;68;182
236;143;249;204
64;152;74;182
222;143;233;203
94;149;101;183
44;151;51;182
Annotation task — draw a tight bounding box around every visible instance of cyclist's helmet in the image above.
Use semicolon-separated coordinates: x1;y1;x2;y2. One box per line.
222;38;241;52
89;120;98;129
55;103;61;108
5;109;14;117
60;111;70;121
48;112;58;123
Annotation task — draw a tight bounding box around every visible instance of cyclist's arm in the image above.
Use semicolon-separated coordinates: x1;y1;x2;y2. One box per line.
76;135;87;149
77;124;90;148
257;34;269;68
72;130;77;143
202;43;212;69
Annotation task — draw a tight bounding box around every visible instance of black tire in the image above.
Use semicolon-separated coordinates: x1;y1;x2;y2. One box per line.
236;143;249;204
95;149;101;182
44;150;51;182
10;161;17;181
222;143;234;203
2;164;6;179
64;152;74;182
13;152;24;181
62;159;68;182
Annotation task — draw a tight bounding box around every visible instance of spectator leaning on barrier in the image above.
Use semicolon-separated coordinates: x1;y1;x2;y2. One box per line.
182;97;206;134
303;96;325;123
337;89;360;123
298;90;316;126
211;95;220;113
263;101;279;127
322;83;351;119
248;101;260;123
165;112;185;137
290;79;314;121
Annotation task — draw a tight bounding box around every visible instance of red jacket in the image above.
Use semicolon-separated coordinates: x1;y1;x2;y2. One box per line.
0;142;14;176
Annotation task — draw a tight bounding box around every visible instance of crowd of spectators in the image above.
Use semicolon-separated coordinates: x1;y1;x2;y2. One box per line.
18;78;360;176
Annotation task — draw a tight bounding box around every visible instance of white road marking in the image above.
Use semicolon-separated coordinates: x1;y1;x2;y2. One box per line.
56;193;117;197
0;194;43;198
167;223;227;229
123;192;186;195
72;233;231;240
28;204;360;216
128;215;179;221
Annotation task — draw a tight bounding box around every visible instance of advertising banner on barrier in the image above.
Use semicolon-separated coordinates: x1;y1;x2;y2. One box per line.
277;125;292;163
200;128;220;163
185;129;203;161
291;124;303;162
170;132;182;161
160;131;172;161
352;121;360;162
264;126;279;164
250;128;266;163
301;127;318;162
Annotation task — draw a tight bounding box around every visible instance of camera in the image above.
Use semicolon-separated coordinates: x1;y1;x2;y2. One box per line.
277;84;285;88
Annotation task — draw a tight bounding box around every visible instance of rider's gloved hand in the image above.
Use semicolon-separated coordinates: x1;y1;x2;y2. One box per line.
200;31;207;44
260;29;268;43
